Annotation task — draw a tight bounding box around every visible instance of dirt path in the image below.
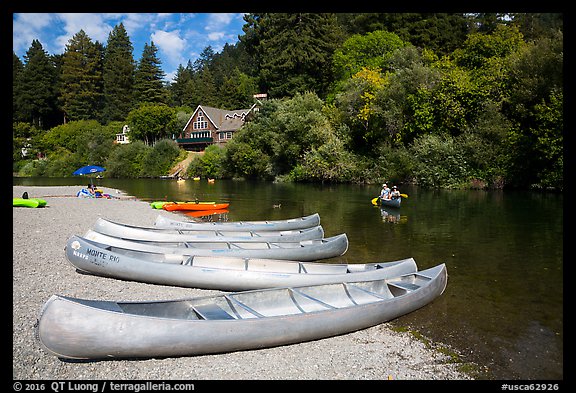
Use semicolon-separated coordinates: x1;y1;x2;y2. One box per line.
169;151;201;178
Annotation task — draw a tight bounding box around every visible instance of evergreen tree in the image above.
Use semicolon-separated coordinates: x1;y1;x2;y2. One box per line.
336;13;470;56
238;14;266;91
256;13;342;98
195;67;218;107
102;23;135;123
13;52;25;123
193;46;215;73
59;30;104;122
16;41;59;128
169;60;202;108
133;42;167;104
168;64;193;107
218;68;258;109
510;13;563;42
212;42;256;83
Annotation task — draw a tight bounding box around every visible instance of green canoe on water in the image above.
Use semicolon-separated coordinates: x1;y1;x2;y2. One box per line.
13;198;47;208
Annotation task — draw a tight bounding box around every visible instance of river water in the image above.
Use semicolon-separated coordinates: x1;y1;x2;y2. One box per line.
13;177;563;380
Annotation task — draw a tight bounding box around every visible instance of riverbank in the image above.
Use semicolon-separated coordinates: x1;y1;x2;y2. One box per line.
13;185;472;380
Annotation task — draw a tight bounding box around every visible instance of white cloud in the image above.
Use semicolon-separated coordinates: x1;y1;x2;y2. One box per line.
207;31;225;41
205;13;235;30
53;13;115;52
151;29;187;68
121;13;156;37
205;13;243;42
13;12;245;81
13;13;55;55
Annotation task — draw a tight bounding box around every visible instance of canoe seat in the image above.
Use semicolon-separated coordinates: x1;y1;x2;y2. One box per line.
192;304;235;320
388;282;420;291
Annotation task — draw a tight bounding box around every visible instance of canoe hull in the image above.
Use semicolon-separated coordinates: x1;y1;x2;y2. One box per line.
83;230;349;261
66;235;417;290
37;265;447;359
154;213;321;231
91;217;325;242
378;197;401;208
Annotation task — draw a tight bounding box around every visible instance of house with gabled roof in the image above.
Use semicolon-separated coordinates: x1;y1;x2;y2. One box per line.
176;103;259;151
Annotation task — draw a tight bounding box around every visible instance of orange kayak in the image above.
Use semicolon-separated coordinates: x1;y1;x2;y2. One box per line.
162;202;230;212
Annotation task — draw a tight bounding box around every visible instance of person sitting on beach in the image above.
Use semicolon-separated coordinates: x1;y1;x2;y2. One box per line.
76;184;96;198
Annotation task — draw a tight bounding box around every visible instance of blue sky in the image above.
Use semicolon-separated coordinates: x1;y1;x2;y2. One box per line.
13;13;247;82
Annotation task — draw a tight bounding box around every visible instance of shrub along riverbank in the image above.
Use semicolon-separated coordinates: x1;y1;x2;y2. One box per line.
13;94;561;190
13;86;562;191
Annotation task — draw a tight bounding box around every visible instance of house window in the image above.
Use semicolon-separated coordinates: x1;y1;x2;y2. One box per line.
219;132;233;140
192;131;211;139
193;111;208;130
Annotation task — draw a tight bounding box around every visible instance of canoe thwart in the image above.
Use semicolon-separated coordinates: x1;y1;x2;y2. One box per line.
193;304;236;320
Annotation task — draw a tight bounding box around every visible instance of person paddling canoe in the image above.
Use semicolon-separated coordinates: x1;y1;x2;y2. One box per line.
379;183;390;200
390;186;401;200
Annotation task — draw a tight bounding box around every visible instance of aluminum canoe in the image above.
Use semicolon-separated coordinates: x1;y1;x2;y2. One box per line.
83;230;348;262
91;217;325;242
65;235;417;290
36;264;447;360
154;213;321;231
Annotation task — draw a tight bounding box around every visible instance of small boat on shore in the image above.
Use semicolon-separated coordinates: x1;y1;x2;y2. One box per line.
91;217;325;242
83;230;349;261
150;201;172;209
154;213;321;231
36;264;447;360
13;198;47;208
65;235;417;290
163;202;229;212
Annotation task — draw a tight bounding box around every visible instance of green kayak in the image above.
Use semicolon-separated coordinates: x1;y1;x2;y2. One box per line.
150;201;170;209
13;198;47;208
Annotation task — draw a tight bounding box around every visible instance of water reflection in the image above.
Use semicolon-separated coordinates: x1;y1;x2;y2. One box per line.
183;209;229;221
378;206;408;224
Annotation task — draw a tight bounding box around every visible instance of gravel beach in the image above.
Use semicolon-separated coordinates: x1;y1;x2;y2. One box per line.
13;185;472;381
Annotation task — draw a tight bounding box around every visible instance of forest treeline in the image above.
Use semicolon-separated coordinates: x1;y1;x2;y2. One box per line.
13;13;563;190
